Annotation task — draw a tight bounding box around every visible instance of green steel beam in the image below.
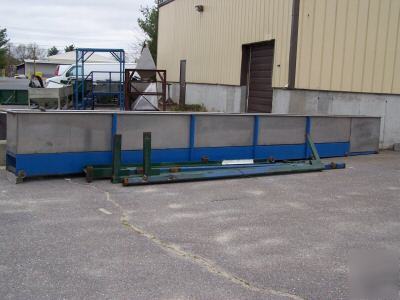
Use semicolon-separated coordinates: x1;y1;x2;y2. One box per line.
84;161;222;182
111;134;122;183
85;134;344;186
143;132;152;178
122;161;325;186
307;134;321;162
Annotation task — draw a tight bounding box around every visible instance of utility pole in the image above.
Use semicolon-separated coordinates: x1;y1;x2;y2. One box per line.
33;46;36;78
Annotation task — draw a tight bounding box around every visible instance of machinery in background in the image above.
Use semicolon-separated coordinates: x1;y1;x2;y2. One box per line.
74;48;126;110
0;78;29;105
124;46;162;111
25;46;160;111
124;68;165;111
28;85;73;109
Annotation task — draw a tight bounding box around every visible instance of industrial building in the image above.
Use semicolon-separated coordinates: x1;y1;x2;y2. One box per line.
19;51;114;79
157;0;400;148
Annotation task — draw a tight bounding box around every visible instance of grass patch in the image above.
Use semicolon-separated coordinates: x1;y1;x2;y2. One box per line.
169;104;207;112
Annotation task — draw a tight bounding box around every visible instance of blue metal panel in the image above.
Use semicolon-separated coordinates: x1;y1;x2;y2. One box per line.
305;116;311;158
122;149;190;164
6;152;16;173
13;152;112;177
255;144;307;160
324;163;346;170
192;146;254;161
111;113;117;137
315;142;350;158
8;142;354;177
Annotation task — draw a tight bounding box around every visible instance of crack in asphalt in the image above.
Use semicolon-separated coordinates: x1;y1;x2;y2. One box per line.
66;180;304;299
103;191;305;300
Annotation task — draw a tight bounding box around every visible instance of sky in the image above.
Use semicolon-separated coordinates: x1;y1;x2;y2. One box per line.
1;0;155;57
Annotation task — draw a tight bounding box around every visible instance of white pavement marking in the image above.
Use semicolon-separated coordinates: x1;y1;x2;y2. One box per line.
98;208;112;215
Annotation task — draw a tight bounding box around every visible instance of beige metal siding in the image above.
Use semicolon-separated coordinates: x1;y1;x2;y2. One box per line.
296;0;400;94
157;0;292;87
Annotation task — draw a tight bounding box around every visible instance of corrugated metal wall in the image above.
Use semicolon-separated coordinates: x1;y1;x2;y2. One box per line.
157;0;292;87
296;0;400;94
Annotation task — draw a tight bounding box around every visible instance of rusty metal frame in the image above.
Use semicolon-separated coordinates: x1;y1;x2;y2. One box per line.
124;69;167;111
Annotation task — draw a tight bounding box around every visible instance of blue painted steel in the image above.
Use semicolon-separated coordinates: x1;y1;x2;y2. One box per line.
111;113;118;151
192;146;254;161
74;51;79;109
252;116;259;157
189;115;196;160
86;71;124;107
8;142;352;177
120;51;125;110
348;151;378;156
76;48;125;53
81;51;85;108
315;142;350;158
255;144;307;160
324;163;346;170
6;152;16;173
305;116;311;158
11;152;112;177
111;113;118;137
74;48;125;110
122;149;190;165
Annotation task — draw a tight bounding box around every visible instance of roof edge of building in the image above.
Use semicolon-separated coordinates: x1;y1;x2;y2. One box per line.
159;0;175;8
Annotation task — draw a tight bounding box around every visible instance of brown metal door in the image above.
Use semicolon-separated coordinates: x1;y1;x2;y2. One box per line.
247;42;274;113
179;60;186;106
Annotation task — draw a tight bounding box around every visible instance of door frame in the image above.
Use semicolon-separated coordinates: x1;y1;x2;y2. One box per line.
240;40;275;113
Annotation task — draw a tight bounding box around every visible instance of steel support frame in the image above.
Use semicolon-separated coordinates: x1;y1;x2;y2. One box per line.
74;48;125;110
124;69;167;111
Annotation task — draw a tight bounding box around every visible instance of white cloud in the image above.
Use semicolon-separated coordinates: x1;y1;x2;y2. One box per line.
1;0;155;52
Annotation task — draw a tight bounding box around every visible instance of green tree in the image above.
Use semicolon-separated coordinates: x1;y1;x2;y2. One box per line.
48;46;59;56
64;44;75;52
0;28;9;68
137;1;158;62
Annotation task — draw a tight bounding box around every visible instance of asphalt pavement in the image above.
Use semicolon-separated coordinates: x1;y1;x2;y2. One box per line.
1;151;399;299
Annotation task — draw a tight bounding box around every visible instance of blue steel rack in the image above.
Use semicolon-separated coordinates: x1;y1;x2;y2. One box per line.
74;48;125;110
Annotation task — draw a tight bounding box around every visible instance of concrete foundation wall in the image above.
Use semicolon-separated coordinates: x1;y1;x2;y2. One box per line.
169;83;246;113
272;89;400;149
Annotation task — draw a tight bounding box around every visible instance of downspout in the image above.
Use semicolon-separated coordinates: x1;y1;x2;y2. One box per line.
288;0;300;89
